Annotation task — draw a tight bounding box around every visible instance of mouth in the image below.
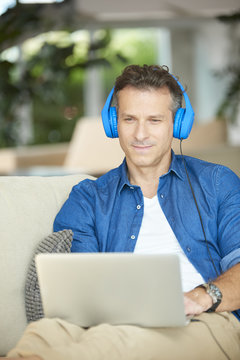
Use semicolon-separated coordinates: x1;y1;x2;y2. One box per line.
132;144;153;151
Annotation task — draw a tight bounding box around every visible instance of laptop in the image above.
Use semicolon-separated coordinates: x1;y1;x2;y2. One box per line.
36;253;188;328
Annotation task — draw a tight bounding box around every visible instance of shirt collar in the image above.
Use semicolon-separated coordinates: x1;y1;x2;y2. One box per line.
118;158;132;193
118;150;184;194
167;150;185;181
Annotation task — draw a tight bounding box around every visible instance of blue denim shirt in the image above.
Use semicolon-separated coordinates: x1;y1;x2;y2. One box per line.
54;151;240;319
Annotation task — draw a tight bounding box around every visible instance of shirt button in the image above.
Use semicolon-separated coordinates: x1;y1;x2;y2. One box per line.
130;186;134;190
131;235;136;240
136;205;141;210
187;247;191;252
160;194;164;199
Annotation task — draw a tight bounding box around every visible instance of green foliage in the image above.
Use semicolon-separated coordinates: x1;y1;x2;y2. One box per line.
0;28;124;146
216;12;240;123
0;0;76;52
216;65;240;123
101;29;158;92
0;3;157;147
0;38;84;146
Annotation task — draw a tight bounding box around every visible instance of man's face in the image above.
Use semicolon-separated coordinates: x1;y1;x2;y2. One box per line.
117;86;174;174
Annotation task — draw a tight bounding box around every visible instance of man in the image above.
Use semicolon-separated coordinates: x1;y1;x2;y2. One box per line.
4;65;240;359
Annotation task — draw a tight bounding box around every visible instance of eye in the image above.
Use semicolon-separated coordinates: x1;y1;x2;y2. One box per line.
150;119;161;123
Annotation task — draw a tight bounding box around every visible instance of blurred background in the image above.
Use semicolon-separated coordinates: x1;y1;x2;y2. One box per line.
0;0;239;177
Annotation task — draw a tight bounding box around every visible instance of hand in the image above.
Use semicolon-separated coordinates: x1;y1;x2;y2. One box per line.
184;294;205;316
184;287;213;316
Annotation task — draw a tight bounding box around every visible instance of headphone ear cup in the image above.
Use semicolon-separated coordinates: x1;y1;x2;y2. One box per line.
173;108;185;139
101;106;118;138
109;107;118;138
101;87;119;138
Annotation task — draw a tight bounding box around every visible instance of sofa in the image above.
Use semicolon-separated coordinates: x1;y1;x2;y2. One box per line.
0;173;92;356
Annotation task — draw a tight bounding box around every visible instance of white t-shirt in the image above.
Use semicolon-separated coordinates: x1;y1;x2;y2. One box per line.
134;195;204;292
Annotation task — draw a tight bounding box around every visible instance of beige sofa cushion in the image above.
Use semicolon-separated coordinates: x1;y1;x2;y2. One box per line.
0;174;91;356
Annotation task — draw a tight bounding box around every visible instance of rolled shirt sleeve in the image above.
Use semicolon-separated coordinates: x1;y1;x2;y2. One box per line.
216;166;240;271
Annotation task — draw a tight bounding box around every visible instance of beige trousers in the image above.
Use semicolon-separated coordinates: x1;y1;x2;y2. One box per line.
8;312;240;360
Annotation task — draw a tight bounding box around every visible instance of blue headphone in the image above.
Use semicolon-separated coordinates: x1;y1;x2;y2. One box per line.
101;77;194;140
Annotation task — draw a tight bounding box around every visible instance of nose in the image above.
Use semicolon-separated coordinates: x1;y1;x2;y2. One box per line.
134;121;149;141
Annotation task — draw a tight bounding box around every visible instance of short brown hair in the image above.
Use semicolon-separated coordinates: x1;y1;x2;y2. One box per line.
114;64;183;118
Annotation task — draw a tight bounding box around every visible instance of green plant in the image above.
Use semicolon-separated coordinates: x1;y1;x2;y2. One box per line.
216;12;240;123
0;27;128;146
0;2;158;147
216;65;240;123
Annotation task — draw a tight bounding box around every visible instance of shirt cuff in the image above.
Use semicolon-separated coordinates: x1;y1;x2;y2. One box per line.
220;248;240;273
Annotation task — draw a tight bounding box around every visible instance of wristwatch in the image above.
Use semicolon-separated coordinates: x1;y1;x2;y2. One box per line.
199;282;222;312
